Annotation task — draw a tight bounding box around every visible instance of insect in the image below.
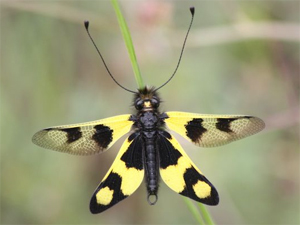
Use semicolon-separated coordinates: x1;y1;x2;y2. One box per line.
32;7;265;214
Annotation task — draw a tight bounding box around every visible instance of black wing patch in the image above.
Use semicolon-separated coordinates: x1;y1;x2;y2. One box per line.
180;167;219;205
185;118;207;143
157;132;219;205
165;112;265;147
92;124;113;149
90;134;144;213
32;114;133;155
215;118;238;133
61;127;83;143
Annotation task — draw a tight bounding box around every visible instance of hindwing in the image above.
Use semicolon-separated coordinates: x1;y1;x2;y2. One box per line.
32;114;133;155
165;111;265;147
90;133;144;213
157;131;219;205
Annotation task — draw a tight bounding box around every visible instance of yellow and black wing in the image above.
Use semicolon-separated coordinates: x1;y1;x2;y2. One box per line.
158;132;219;205
165;111;265;147
32;114;133;155
90;134;144;213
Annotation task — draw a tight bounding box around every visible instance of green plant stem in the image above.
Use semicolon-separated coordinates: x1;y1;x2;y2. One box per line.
111;0;144;89
183;198;205;225
198;203;215;225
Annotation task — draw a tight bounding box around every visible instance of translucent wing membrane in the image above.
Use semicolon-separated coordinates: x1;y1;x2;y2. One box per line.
90;135;144;213
158;132;219;205
165;111;265;147
32;114;133;155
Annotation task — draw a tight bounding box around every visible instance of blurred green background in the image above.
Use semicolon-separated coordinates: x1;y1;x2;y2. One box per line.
1;0;299;224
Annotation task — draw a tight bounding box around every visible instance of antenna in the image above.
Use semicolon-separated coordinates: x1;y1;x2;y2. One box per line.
154;7;195;91
84;21;136;93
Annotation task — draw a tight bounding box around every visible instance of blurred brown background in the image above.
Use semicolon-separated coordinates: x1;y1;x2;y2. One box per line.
1;0;299;224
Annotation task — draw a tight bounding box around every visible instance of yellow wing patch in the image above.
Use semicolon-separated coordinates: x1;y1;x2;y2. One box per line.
32;114;133;155
160;156;192;193
90;135;144;213
193;180;212;199
165;111;265;147
96;187;114;205
158;133;219;205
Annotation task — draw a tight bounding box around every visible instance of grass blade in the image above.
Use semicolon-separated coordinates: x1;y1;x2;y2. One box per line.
111;0;144;89
183;198;205;224
198;203;215;225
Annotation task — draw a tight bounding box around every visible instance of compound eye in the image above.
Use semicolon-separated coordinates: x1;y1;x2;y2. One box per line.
151;98;160;108
135;99;143;110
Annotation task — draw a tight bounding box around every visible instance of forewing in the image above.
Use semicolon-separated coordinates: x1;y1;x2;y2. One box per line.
165;111;265;147
158;132;219;205
90;134;144;213
32;114;133;155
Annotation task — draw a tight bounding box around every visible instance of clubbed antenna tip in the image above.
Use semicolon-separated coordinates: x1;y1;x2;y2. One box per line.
84;21;89;30
190;7;195;15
